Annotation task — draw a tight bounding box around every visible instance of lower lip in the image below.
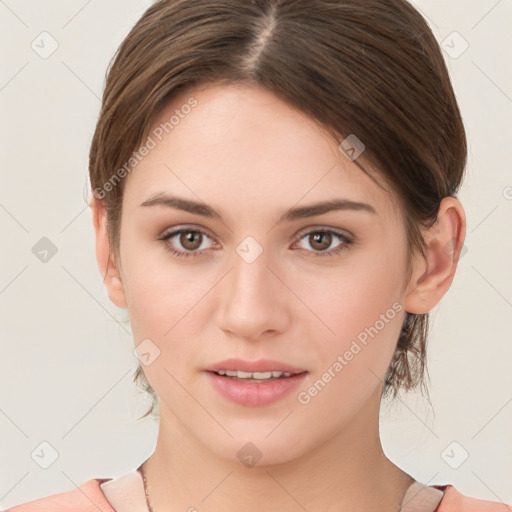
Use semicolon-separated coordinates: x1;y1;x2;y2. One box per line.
205;371;308;407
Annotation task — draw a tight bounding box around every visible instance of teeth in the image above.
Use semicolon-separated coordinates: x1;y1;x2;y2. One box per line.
216;370;293;379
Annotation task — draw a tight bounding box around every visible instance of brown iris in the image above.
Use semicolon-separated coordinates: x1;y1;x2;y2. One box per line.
180;230;203;251
308;231;332;251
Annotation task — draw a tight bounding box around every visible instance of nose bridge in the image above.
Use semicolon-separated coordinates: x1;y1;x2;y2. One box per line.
217;234;290;338
229;235;274;304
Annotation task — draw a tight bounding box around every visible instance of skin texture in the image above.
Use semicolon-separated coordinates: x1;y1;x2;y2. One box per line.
91;83;466;511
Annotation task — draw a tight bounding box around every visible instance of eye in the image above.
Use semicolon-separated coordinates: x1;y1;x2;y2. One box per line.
160;227;216;259
292;228;354;257
159;226;354;260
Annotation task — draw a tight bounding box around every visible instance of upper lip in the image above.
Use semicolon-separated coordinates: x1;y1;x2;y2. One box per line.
205;358;307;374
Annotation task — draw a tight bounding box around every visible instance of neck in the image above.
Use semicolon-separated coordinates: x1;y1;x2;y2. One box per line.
142;387;414;512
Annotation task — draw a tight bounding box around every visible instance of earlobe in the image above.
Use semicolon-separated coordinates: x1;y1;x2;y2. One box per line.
90;195;128;310
404;197;466;315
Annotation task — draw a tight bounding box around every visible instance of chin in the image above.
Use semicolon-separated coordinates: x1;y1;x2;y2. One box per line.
199;427;311;468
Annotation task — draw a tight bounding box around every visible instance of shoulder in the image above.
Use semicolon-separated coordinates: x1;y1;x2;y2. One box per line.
437;484;512;512
4;478;115;512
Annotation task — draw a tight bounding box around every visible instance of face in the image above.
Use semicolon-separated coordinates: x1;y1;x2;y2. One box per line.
109;83;415;464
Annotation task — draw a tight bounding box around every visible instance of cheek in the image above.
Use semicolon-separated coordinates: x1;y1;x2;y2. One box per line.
122;260;210;399
293;276;404;424
119;240;226;384
117;236;188;357
298;245;405;340
119;228;197;323
124;267;210;349
292;246;406;393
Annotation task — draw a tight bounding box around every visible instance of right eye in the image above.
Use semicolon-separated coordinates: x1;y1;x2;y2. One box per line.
160;227;216;259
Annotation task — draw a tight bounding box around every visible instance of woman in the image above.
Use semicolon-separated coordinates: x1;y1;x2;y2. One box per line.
7;0;511;510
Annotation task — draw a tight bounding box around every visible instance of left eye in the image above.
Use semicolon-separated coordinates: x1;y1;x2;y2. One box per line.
160;227;353;259
293;229;353;257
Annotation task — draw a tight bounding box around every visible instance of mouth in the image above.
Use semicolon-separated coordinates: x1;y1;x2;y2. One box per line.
205;358;308;382
208;369;306;382
204;359;308;406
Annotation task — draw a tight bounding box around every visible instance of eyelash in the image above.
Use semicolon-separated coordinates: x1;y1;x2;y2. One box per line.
160;227;354;260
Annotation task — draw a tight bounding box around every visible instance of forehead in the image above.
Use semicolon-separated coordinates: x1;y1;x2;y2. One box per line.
123;83;399;223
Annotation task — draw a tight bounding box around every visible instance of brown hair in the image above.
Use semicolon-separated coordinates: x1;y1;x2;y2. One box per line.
89;0;466;418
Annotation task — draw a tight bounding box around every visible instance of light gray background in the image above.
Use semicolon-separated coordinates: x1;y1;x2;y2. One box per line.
1;0;511;508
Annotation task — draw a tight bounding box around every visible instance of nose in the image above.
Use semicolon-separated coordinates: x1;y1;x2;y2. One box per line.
215;244;291;341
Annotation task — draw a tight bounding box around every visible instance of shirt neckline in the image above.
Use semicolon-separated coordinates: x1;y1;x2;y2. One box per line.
399;480;445;511
100;469;149;512
99;470;446;512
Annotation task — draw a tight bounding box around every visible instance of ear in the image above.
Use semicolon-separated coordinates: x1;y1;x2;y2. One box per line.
404;196;466;314
90;194;128;309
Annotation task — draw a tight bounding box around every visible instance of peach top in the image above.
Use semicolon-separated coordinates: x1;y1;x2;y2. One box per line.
5;469;512;512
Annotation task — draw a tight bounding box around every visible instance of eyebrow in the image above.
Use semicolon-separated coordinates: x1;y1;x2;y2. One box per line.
139;193;377;222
